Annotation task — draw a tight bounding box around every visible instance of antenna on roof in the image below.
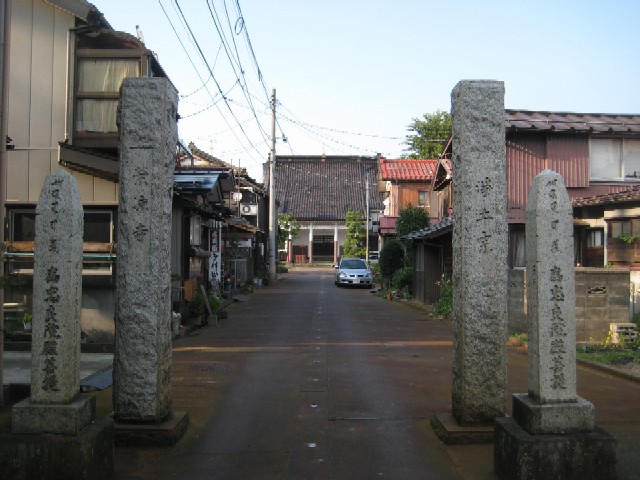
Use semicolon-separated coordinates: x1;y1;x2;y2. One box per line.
135;25;145;43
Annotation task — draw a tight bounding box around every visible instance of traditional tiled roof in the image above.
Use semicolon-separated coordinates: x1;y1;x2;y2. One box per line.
379;158;438;182
505;110;640;134
572;185;640;207
273;155;383;221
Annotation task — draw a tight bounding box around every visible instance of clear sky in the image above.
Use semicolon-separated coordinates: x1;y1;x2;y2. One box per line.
96;0;640;181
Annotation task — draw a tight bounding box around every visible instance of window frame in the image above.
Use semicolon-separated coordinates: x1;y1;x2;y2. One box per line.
5;208;115;276
590;137;640;181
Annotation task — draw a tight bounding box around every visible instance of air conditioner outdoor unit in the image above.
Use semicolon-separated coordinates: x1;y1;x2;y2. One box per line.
240;203;258;216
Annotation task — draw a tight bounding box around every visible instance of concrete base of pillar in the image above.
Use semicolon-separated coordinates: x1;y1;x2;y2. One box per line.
494;416;617;480
12;393;96;435
113;410;189;447
430;413;494;445
0;416;114;480
513;393;595;434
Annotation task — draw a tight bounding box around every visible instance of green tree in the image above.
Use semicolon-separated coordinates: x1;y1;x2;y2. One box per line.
396;203;430;267
343;209;366;258
395;204;430;237
403;110;452;159
379;239;404;287
278;212;301;250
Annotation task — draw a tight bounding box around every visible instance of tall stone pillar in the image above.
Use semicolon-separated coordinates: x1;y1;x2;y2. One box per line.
2;171;114;479
451;80;508;424
114;78;187;443
494;170;616;480
308;224;314;263
432;80;508;443
31;170;84;404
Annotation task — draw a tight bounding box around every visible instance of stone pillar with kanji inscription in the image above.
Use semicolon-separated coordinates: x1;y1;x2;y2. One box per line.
114;78;188;441
494;170;616;480
4;171;114;480
431;80;508;444
12;169;88;430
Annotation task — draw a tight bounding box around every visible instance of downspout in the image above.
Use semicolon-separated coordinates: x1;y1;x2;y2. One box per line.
0;0;11;405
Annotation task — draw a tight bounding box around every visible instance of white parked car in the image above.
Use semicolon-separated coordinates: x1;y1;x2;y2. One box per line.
334;258;373;288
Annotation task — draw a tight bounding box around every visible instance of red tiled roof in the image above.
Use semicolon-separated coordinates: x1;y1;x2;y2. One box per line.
572;185;640;207
379;158;438;181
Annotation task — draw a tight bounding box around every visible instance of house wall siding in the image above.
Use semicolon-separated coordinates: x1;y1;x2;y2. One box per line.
6;0;117;205
507;133;618;224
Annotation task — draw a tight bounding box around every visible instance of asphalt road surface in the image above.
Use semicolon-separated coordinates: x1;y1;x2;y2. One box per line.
111;267;467;479
109;267;640;480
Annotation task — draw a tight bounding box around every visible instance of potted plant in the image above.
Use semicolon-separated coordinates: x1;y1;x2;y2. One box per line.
22;312;32;332
187;289;206;325
207;294;222;323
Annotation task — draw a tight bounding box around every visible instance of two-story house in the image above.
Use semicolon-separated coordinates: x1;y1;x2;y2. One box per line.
406;109;640;338
1;1;205;345
176;142;269;294
377;157;439;243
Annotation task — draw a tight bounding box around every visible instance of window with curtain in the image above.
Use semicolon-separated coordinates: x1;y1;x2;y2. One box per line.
418;190;428;207
76;58;140;133
590;138;640;180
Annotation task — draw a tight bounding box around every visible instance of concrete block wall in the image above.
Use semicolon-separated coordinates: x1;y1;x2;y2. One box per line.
575;268;630;342
507;268;631;342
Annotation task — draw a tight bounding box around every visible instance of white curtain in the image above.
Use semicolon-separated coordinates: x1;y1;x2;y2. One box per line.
76;99;119;133
76;59;140;133
77;59;139;92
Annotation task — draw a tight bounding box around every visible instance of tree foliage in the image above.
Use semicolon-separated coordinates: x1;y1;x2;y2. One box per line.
379;239;404;283
403;110;452;159
396;204;430;237
278;212;301;250
343;209;366;258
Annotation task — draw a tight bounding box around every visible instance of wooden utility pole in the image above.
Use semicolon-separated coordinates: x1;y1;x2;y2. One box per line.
268;89;277;282
365;173;370;263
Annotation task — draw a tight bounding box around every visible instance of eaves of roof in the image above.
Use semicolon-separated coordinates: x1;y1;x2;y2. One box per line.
572;185;640;208
505;109;640;134
400;217;453;241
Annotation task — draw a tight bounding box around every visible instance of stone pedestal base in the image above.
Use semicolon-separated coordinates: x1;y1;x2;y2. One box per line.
430;413;494;445
113;410;189;447
0;416;113;480
12;393;96;435
494;417;616;480
513;393;595;434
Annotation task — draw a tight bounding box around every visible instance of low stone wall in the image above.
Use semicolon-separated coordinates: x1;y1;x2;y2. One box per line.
508;268;631;342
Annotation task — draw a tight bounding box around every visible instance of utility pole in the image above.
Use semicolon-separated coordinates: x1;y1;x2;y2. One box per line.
365;172;370;263
268;89;277;282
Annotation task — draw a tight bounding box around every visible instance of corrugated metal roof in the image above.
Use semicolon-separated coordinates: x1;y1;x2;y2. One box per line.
505;110;640;134
379;158;438;181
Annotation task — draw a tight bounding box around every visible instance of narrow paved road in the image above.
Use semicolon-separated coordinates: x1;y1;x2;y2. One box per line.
109;267;640;479
111;267;463;479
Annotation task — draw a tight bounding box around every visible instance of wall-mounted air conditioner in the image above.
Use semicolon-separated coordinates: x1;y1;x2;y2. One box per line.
240;204;258;216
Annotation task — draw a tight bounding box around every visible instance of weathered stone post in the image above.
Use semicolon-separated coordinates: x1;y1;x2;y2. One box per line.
113;77;188;445
431;80;508;443
494;170;616;480
0;170;113;479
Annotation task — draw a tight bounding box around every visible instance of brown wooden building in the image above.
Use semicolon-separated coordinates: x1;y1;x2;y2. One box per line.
408;109;640;305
